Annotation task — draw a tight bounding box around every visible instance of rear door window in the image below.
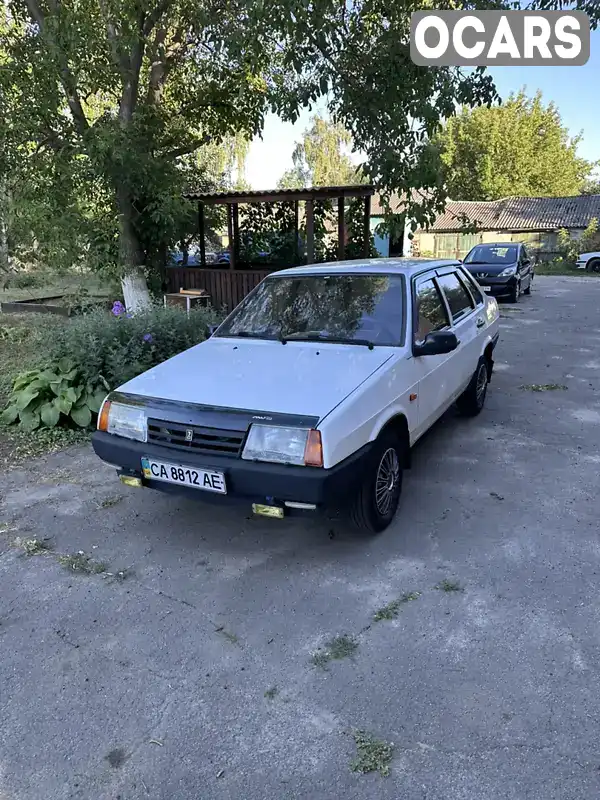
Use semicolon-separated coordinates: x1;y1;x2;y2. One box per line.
436;272;475;321
414;277;449;341
458;268;484;307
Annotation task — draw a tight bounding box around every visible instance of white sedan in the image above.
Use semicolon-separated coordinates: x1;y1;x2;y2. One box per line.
93;259;500;534
575;252;600;272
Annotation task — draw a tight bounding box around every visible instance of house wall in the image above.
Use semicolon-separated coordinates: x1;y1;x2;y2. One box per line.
370;217;389;257
412;229;572;261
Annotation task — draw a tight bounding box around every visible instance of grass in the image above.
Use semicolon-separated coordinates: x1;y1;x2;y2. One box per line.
97;495;123;509
373;592;421;622
310;634;359;669
216;627;239;645
13;536;53;556
57;551;107;574
520;383;567;392
264;687;278;700
350;730;394;777
1;274;111;303
436;579;464;593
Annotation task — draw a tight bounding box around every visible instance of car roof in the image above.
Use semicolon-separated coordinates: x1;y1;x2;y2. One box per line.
468;242;520;248
268;257;461;278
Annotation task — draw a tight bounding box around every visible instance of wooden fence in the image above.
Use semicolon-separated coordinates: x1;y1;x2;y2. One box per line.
167;267;272;311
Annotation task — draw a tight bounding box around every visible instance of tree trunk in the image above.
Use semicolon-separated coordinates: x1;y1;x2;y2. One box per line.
0;179;9;274
117;186;151;311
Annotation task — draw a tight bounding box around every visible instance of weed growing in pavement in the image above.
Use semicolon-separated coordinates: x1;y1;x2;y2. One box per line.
13;536;53;556
264;687;278;700
350;730;394;777
373;592;421;622
310;634;359;668
520;383;567;392
58;551;107;574
436;579;464;593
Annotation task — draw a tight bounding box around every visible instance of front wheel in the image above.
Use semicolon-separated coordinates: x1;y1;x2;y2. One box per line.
587;259;600;274
524;274;533;295
456;357;489;417
349;434;404;534
509;279;521;303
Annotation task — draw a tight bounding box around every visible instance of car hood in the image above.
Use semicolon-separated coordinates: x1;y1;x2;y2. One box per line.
117;337;395;419
465;261;517;276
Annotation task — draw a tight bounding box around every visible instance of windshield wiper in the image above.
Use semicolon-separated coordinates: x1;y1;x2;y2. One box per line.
283;332;375;350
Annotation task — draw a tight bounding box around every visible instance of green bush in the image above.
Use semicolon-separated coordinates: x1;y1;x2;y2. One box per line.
43;302;220;390
557;218;600;268
9;272;45;289
1;358;107;430
2;302;221;430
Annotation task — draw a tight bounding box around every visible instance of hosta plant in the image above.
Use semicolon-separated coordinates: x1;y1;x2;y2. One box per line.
1;358;108;430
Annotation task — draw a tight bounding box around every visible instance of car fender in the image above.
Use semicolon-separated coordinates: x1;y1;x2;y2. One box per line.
368;404;412;444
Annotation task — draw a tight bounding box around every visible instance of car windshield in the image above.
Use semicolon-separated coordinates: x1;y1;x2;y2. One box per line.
214;273;405;346
464;245;518;265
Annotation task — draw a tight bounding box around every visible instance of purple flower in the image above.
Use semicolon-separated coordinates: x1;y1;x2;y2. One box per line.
111;300;125;316
143;333;153;343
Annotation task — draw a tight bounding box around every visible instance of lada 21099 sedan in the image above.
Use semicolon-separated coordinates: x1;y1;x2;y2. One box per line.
93;258;500;534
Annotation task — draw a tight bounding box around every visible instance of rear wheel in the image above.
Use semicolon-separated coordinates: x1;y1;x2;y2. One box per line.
456;357;489;417
349;433;404;534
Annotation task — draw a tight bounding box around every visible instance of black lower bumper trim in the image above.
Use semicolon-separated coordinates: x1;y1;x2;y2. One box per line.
92;431;373;508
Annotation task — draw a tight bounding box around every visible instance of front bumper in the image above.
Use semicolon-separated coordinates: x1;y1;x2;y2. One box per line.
92;431;373;509
476;275;518;297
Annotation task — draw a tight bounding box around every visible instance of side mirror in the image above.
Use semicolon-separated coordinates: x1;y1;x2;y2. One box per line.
413;330;459;357
207;324;220;337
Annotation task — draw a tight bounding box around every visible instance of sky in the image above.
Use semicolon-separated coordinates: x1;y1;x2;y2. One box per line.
245;28;600;190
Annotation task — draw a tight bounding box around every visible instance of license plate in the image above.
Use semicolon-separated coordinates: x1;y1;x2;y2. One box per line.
482;285;491;292
141;457;226;494
252;503;285;519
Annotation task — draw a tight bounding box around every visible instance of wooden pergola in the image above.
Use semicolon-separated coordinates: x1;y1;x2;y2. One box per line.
183;184;375;269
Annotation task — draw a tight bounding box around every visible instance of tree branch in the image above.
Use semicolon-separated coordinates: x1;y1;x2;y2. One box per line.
142;0;173;37
164;136;212;160
98;0;129;75
23;0;90;135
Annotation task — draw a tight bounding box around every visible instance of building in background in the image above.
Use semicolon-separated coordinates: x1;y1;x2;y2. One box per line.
370;193;600;263
411;195;600;262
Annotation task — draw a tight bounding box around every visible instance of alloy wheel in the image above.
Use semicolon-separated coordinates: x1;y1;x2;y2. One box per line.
375;447;400;516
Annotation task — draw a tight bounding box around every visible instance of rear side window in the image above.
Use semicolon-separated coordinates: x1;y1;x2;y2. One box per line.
414;278;448;341
437;272;474;321
459;268;484;307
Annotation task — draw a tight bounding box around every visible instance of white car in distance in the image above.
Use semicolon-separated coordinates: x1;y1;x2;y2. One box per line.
575;252;600;272
93;259;500;533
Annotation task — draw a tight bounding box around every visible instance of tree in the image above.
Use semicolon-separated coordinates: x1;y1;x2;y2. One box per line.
580;176;600;196
277;114;362;189
1;1;594;307
436;90;593;201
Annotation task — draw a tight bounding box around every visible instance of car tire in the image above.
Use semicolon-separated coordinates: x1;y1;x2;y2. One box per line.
349;433;404;534
524;274;532;295
509;279;520;303
456;357;489;417
587;258;600;274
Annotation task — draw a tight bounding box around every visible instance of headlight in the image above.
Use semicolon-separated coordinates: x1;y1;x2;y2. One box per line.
498;266;517;277
486;296;499;321
242;425;323;467
98;399;147;442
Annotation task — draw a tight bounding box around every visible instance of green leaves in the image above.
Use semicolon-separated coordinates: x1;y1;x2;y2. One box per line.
1;362;106;432
435;89;594;201
70;405;92;428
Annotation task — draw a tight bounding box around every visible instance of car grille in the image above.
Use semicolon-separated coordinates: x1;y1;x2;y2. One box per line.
147;419;245;457
476;272;489;279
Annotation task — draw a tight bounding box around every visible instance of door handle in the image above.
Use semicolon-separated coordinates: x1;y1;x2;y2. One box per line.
476;317;485;328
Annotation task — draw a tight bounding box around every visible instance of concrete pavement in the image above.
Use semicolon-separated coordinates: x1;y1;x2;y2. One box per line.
1;275;600;799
